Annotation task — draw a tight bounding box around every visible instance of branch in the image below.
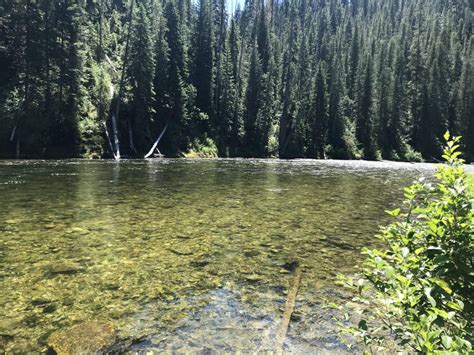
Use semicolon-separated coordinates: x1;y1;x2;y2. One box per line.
274;263;302;355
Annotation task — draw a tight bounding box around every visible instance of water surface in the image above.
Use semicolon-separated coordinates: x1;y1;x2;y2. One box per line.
0;159;446;352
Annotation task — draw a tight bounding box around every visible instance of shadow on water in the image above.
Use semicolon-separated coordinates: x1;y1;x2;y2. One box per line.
0;159;449;352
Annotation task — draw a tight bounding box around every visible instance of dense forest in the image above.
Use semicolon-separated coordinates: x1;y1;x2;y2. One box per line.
0;0;473;160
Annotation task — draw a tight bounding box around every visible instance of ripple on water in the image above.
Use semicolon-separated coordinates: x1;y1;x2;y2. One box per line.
0;159;446;352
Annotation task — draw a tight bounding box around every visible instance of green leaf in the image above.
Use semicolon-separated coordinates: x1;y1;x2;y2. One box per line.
386;208;401;217
442;335;452;349
432;307;449;319
424;287;436;306
415;247;425;255
432;278;452;294
446;301;462;311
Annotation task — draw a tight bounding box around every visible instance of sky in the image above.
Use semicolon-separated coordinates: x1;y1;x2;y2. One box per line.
227;0;246;13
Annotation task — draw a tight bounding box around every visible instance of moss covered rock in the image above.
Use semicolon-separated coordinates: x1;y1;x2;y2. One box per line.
48;321;116;355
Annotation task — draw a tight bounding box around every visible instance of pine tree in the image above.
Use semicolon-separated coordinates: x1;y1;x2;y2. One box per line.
406;32;427;154
163;1;189;154
374;40;394;159
355;53;378;160
457;37;474;161
310;61;329;159
227;18;244;156
153;7;171;151
127;0;155;154
328;56;359;159
192;0;214;129
278;3;299;158
60;1;84;157
243;44;262;157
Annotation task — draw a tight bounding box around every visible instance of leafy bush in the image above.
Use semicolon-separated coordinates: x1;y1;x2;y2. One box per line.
338;132;473;352
469;174;474;195
387;149;401;162
186;137;218;158
403;145;424;162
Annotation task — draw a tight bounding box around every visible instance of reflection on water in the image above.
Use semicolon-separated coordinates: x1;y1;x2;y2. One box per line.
0;159;441;352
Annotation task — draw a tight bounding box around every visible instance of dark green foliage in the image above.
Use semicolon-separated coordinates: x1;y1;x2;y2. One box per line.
309;61;330;159
0;0;472;160
243;45;263;157
355;53;379;160
127;0;156;154
161;1;189;155
457;37;474;162
338;133;473;352
192;0;214;124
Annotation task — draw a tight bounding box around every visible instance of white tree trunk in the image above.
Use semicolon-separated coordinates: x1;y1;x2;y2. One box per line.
145;124;168;158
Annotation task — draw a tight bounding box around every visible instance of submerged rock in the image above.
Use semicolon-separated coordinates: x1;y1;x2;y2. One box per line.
0;319;17;337
46;261;84;276
31;298;53;306
168;247;194;256
190;260;210;268
243;250;260;257
48;321;116;355
281;261;299;272
244;274;264;283
66;227;89;235
43;304;57;314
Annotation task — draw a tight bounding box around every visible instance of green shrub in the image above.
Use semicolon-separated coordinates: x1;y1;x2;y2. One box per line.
338;132;473;352
403;145;424;162
387;149;401;162
186;137;218;158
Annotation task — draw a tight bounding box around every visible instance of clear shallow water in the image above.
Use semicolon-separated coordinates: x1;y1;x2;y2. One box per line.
0;159;447;353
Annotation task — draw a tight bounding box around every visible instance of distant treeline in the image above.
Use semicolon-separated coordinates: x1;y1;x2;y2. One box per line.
0;0;472;160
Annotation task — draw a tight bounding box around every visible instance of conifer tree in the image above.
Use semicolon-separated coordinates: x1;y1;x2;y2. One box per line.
457;37;474;161
310;61;329;159
162;1;189;154
243;44;260;156
192;0;214;127
355;53;378;160
127;0;155;153
0;0;472;160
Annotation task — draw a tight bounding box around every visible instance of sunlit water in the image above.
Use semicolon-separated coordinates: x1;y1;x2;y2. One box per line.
0;159;461;353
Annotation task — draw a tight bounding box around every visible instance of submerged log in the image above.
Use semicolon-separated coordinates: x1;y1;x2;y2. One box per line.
274;262;302;355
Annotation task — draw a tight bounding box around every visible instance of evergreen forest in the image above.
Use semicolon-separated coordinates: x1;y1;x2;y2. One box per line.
0;0;473;161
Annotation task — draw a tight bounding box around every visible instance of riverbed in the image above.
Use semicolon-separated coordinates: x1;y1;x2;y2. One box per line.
0;159;461;352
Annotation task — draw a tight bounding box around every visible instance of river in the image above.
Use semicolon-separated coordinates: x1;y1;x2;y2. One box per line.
0;159;462;352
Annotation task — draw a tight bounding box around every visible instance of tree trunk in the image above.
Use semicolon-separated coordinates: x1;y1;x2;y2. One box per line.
111;114;120;159
102;121;117;159
15;134;21;159
144;124;168;158
112;0;135;160
129;120;137;153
